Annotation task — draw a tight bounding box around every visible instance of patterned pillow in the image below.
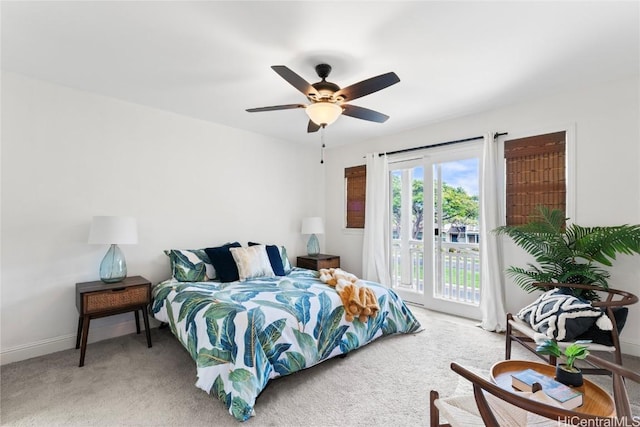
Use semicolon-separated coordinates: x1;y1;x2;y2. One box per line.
164;249;215;282
577;307;628;346
280;246;292;274
230;245;275;281
516;288;613;341
248;242;285;276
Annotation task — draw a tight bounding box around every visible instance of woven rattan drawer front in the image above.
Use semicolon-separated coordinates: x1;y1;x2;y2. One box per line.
83;285;149;314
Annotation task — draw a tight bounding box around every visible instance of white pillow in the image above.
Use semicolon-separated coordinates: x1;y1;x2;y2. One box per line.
230;245;275;281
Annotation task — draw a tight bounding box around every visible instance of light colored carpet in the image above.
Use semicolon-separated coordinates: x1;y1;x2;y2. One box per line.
1;307;638;426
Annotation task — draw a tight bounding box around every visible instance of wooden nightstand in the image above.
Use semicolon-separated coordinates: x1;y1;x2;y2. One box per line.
296;254;340;271
75;276;152;367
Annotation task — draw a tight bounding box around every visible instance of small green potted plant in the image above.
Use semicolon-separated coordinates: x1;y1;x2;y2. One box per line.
536;339;590;386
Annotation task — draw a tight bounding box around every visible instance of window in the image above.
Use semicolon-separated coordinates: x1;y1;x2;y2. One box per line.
504;131;566;226
345;165;366;228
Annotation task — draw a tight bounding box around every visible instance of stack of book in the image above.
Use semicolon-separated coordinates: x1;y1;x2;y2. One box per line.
511;369;583;409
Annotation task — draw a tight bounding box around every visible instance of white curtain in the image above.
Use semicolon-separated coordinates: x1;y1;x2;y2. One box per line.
478;133;507;332
362;152;391;286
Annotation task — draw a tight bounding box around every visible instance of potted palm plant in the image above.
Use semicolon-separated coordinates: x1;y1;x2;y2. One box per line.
536;339;590;386
494;205;640;301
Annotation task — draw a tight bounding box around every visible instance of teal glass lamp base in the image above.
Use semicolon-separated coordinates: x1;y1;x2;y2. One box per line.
100;244;127;283
307;234;320;256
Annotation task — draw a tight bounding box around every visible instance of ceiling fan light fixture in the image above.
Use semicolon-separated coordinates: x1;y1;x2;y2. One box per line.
247;64;399;133
305;102;342;127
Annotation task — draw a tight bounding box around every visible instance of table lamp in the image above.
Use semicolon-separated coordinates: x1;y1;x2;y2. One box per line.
88;216;138;283
301;217;324;256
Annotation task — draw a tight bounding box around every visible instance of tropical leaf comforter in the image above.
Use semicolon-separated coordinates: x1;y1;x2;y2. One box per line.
152;267;422;421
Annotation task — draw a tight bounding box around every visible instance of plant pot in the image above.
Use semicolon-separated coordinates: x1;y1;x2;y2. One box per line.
555;364;583;387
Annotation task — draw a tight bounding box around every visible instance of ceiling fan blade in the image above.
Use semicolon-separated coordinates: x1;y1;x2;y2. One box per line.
342;104;389;123
271;65;319;98
335;72;400;102
246;104;305;113
307;120;321;133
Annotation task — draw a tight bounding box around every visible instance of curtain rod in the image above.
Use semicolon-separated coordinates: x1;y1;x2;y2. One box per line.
378;132;508;157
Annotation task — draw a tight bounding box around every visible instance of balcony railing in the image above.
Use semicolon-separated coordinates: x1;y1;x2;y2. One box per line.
391;240;480;305
391;239;425;293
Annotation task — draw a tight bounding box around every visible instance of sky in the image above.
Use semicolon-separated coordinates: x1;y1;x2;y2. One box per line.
410;158;479;196
440;158;479;196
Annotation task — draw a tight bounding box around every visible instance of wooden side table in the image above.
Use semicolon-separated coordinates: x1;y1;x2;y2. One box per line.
296;254;340;271
490;360;615;417
75;275;152;367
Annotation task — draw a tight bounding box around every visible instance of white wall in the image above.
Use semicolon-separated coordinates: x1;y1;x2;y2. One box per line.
3;72;638;363
0;72;325;364
324;76;640;356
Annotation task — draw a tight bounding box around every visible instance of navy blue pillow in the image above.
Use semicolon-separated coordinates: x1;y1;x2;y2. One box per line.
576;307;628;346
205;242;241;283
248;242;285;276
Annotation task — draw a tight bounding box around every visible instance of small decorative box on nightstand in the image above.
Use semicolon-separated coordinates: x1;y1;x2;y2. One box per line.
75;275;152;367
296;254;340;271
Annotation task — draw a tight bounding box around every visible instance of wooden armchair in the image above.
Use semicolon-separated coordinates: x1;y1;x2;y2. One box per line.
430;354;640;427
505;282;638;375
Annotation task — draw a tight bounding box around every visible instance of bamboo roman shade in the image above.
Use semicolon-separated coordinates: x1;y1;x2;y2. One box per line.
504;131;566;226
345;165;366;228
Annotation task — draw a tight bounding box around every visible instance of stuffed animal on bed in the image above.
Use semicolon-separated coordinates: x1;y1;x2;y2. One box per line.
319;268;379;322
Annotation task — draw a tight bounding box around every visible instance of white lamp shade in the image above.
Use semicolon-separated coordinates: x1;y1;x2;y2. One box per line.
305;102;342;126
88;216;138;245
301;217;324;235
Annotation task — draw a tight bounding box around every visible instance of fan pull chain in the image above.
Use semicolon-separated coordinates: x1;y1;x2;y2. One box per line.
320;126;326;164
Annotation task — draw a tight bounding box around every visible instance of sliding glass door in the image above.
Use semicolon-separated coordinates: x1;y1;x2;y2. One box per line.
390;145;482;319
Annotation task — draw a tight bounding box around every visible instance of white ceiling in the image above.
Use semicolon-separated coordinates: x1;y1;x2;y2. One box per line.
2;1;638;147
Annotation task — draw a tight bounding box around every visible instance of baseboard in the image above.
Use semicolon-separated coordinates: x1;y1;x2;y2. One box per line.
622;339;640;358
0;317;159;366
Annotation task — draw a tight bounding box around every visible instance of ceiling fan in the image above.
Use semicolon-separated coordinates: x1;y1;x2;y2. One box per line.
246;64;400;133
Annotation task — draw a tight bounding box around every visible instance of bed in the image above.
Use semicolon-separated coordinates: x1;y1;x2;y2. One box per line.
152;248;421;422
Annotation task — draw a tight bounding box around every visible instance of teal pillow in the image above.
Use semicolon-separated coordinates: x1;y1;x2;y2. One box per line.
164;249;214;282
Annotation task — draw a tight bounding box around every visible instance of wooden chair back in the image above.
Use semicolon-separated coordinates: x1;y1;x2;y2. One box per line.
430;354;638;427
505;283;638;372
